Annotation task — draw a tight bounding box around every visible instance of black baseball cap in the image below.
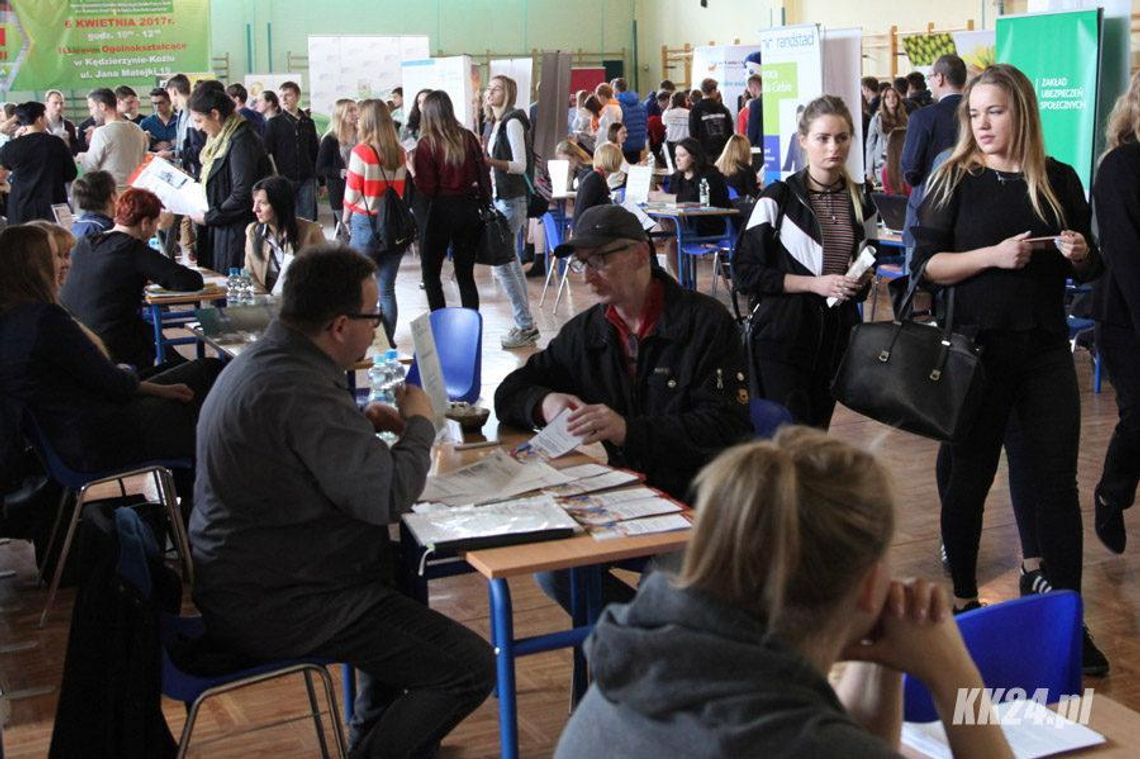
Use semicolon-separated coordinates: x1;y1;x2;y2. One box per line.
554;205;650;258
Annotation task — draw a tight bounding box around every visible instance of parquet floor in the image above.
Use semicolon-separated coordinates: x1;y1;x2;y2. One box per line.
2;247;1136;757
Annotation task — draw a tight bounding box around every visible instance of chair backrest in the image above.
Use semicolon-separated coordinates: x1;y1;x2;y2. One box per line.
541;211;565;252
749;398;793;438
727;185;740;200
405;308;484;404
871;191;908;232
20;410;91;490
902;591;1083;722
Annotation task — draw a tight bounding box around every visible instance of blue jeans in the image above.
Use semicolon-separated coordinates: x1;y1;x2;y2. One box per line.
493;196;535;331
295;178;318;222
350;212;402;342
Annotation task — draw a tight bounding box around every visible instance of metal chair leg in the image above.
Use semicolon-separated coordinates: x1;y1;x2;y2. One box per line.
157;468;194;584
538;252;557;307
315;665;349;758
39;486;89;627
38;489;73;585
554;267;571;313
176;698;204;759
304;670;332;759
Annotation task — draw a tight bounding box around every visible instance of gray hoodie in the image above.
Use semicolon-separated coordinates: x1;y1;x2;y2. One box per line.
555;572;900;758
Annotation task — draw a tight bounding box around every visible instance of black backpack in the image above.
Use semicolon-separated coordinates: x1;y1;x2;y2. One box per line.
364;146;417;258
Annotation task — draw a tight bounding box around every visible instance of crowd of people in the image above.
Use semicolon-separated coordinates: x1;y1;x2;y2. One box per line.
1;53;1138;758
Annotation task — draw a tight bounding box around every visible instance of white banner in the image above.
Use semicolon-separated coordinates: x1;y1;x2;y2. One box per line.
402;56;480;133
822;27;865;180
307;35;430;118
690;44;764;121
758;24;823;180
490;58;534;109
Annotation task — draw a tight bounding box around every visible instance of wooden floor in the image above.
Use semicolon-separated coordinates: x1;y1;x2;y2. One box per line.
2;248;1137;758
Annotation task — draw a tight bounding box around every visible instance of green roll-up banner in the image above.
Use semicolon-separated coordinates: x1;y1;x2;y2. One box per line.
0;0;211;93
996;9;1102;193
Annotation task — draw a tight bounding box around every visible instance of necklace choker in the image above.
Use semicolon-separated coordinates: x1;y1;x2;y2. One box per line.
991;167;1025;185
806;173;844;192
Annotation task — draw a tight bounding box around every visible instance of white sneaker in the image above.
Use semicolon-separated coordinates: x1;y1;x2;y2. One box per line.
501;326;540;349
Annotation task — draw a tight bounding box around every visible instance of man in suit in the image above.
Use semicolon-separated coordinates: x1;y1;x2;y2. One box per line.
900;54;966;268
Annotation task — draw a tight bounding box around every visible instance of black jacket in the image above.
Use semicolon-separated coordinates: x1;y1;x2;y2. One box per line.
198;121;272;272
495;270;751;500
491;109;533;200
263;111;319;182
0;132;78;223
733;170;877;370
670;167;731;236
61;231;203;368
724;163;760;199
573;169;611;227
1092;141;1140;334
687;99;733;162
315;133;347;212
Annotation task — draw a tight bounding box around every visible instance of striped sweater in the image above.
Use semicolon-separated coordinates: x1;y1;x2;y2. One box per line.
343;143;407;215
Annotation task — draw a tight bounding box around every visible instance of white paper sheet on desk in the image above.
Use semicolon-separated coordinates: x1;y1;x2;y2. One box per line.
523;408;583;459
543;469;641;497
419;449;575;506
592;513;691;540
563;493;681;526
901;698;1105;759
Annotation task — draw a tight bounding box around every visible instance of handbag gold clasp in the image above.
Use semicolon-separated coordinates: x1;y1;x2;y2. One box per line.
878;350;890;362
930;369;942;381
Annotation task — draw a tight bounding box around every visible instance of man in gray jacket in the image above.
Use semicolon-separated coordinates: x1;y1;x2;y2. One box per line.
190;244;494;757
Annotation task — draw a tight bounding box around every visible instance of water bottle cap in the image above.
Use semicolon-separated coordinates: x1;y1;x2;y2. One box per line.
228;267;242;275
372;354;385;365
383;349;399;360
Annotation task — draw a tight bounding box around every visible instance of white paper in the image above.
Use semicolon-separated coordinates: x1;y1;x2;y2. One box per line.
624;165;653;205
592;513;691;540
130;154;208;216
419;449;574;506
520;408;583;459
901;698;1105;759
827;245;878;308
563;494;682;526
622;199;658;231
554;463;612;480
543;469;642;497
410;312;449;433
547;159;571;194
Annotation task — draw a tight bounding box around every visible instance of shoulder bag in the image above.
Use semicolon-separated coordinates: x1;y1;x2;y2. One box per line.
830;269;985;443
471;135;517;266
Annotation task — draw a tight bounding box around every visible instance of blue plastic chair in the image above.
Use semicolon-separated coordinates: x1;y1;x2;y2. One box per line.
750;399;793;439
405;308;483;404
902;591;1083;722
20;410;194;628
681;216;738;296
539;211;571;312
113;508;348;758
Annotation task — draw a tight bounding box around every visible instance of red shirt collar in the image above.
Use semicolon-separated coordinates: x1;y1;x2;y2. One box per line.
605;277;665;345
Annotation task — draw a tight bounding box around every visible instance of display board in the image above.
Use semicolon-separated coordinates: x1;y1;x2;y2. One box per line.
821;28;865;181
401;55;478;132
490;58;533;108
997;9;1102;193
690;44;763;120
307;34;429;118
758;24;823;181
0;0;211;93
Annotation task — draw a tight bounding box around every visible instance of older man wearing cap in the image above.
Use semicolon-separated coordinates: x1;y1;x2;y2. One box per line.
495;204;752;610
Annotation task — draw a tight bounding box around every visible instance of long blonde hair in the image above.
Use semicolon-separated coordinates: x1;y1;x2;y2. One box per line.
325;98;357;147
356;98;402;168
715;133;752;177
1103;69;1140;155
678;427;894;634
490;75;518;112
927;64;1065;226
798;95;865;221
419;90;470;168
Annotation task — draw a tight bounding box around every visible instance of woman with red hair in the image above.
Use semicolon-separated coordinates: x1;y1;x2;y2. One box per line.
60;187;204;368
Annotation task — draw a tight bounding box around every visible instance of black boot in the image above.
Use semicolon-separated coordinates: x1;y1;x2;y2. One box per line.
520;242;536;265
526;257;547;278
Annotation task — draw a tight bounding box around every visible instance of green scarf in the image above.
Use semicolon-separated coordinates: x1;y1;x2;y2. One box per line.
199;113;244;181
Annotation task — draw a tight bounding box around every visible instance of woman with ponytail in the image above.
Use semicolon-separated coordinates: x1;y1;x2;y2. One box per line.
556;428;1011;759
733;95;878;428
913;64;1106;671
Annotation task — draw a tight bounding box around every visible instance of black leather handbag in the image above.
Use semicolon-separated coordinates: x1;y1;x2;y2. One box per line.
474;204;517;266
831;274;986;443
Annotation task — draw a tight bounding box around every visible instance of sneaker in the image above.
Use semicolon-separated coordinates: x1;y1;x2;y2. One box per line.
501;326;540;350
940;542;950;576
1094;486;1127;554
953;600;984;615
1019;564;1054;596
1082;625;1110;677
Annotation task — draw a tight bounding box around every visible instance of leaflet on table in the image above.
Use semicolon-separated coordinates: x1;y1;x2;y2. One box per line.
418;448;575;506
901;698;1104;759
827;244;877;308
590;513;692;541
402;495;581;552
517;408;583;459
622;200;658;232
128;153;208;217
144;283;225;297
562;489;682;526
542;468;642;497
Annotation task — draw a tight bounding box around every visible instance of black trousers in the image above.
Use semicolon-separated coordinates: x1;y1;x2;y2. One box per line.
939;331;1083;599
422;196;480;312
310;590;495;758
1096;323;1140;511
754;306;851;429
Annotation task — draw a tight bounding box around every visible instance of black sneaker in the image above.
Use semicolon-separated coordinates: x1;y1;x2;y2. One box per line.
953;600;984;615
940;542;950;576
1019;564;1054;596
1094;486;1127;554
1082;625;1110;677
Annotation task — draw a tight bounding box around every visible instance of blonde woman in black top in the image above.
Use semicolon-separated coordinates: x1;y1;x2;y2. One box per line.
913;64;1106;672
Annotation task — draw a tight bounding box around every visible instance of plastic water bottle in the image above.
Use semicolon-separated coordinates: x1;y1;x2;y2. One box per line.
226;267;243;302
380;349;405;398
368;354;393;405
238;268;256;304
699;177;710;207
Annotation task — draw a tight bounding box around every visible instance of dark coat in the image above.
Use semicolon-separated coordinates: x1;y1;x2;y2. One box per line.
198;121;272;272
495;270;751;500
1092;141;1140;334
